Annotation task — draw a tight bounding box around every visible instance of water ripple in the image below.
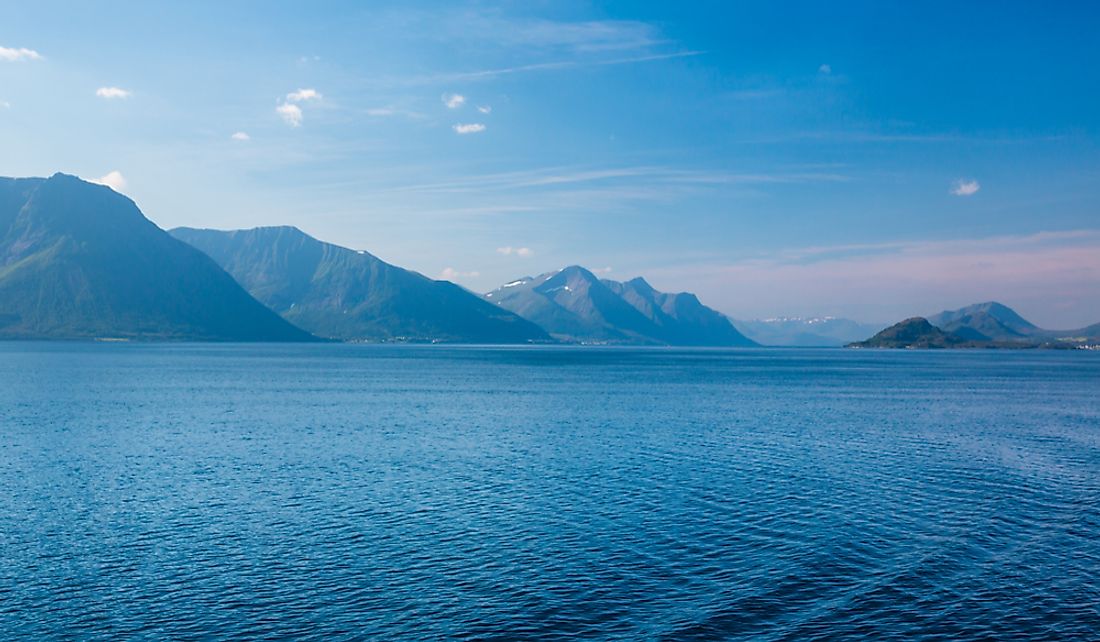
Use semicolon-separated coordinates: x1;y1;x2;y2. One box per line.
0;344;1098;640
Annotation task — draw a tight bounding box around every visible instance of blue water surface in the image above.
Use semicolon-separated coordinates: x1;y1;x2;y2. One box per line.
1;343;1098;640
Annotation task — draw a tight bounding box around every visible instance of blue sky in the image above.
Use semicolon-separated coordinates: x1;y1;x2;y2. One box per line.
2;1;1099;327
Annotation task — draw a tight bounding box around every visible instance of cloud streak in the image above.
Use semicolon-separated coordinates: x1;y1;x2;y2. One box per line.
439;267;480;281
453;123;486;134
96;87;132;99
425;50;703;84
286;88;322;103
497;246;533;257
379;165;847;194
0;46;42;62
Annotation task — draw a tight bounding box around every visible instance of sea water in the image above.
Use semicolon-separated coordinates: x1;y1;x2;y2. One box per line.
1;343;1098;640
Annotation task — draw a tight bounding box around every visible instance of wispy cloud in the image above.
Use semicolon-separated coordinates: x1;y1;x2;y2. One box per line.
445;16;666;54
497;246;533;257
477;105;492;114
951;178;981;196
453;123;486;135
425;50;702;84
439;267;480;281
276;103;303;126
0;100;10;109
0;46;42;62
442;93;466;109
96;87;132;99
381;165;847;194
364;106;426;119
231;131;250;141
286;88;322;103
90;170;127;192
818;63;832;74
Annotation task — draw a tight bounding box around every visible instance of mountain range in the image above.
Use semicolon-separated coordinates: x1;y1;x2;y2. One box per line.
732;317;885;347
170;226;549;343
483;266;757;346
2;174;1096;348
0;174;314;341
850;302;1100;349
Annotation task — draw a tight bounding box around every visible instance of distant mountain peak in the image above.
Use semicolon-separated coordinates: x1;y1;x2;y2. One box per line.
486;266;757;346
928;300;1039;341
731;315;884;347
623;276;656;293
557;265;599;280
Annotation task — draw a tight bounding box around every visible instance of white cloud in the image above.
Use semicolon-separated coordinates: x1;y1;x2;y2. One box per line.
0;100;10;109
497;246;533;257
367;107;396;116
231;131;250;141
439;267;480;281
477;105;492;114
592;266;613;275
276;89;320;127
951;179;981;196
453;123;486;135
276;103;303;126
818;63;832;74
90;170;127;192
286;88;322;103
96;87;132;99
443;93;466;109
0;46;42;62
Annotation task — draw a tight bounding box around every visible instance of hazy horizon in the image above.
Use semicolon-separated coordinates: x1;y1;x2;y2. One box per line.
3;1;1098;327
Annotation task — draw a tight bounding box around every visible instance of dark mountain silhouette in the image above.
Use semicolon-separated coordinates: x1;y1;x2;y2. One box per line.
0;174;316;341
928;301;1040;341
925;301;1099;346
848;317;971;349
170;226;549;343
851;303;1100;349
484;266;757;346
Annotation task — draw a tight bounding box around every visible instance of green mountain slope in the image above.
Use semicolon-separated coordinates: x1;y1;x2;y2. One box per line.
927;301;1039;341
847;317;972;348
170;226;549;343
0;174;316;341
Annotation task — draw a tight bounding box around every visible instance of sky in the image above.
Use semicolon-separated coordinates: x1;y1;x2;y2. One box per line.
2;1;1099;328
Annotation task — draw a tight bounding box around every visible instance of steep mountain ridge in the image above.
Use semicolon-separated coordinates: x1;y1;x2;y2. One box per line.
485;266;757;346
171;226;549;343
0;174;316;341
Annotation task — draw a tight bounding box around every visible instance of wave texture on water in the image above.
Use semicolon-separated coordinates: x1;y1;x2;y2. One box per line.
1;344;1098;640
